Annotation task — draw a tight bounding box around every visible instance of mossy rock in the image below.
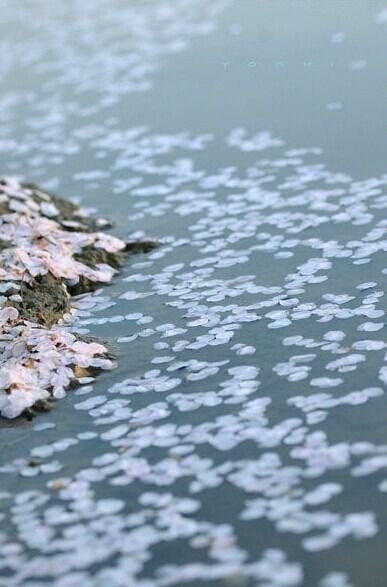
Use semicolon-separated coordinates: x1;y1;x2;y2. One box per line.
10;273;70;328
75;244;125;270
125;239;158;255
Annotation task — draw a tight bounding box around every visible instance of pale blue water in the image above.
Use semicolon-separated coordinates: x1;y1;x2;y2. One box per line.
1;2;387;586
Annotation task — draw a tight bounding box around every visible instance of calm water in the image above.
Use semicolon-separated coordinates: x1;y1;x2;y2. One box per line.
1;1;387;586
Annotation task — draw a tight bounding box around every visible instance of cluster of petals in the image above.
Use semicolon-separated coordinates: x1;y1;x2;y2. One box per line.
0;177;123;418
0;177;125;285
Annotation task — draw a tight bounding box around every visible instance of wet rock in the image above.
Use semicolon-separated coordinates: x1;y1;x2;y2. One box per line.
9;273;70;328
125;239;159;255
0;177;158;418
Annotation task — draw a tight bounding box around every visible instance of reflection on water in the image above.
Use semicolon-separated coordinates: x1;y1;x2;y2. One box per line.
0;1;387;585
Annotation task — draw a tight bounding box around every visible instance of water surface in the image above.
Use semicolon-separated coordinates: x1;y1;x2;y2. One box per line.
1;1;387;586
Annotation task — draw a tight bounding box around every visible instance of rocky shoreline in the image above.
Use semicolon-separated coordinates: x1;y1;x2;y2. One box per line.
0;177;157;419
